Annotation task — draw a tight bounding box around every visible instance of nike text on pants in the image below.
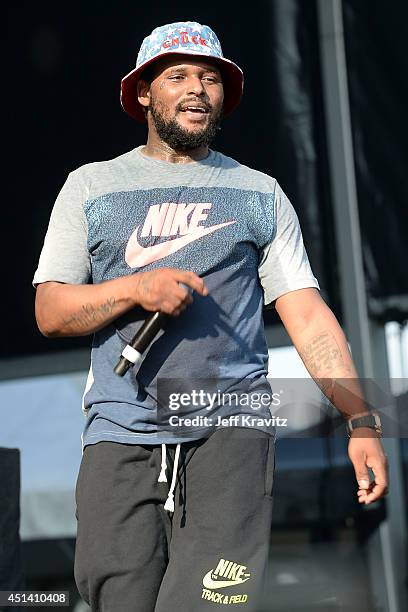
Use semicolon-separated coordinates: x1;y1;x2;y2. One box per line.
74;426;275;611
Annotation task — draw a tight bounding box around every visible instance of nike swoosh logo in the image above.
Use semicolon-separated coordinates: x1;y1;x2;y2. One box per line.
202;570;250;590
125;221;236;267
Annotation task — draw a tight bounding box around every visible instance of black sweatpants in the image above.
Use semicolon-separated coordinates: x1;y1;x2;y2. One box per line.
74;426;275;611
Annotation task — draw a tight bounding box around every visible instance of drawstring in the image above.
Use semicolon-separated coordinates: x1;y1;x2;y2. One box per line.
158;444;168;482
164;443;181;513
157;443;181;514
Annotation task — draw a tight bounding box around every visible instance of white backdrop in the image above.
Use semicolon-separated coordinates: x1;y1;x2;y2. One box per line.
0;372;86;540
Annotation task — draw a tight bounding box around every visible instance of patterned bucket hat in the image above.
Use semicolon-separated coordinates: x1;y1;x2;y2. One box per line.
121;21;244;122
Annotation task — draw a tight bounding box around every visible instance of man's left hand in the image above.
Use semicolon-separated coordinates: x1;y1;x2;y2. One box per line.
348;428;389;505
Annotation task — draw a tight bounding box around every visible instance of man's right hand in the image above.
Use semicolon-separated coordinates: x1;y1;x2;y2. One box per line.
35;269;208;338
132;268;208;316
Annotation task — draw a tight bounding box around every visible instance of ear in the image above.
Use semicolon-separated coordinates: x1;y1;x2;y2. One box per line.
137;79;151;109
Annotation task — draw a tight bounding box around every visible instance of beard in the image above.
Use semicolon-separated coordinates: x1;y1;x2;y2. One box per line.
148;98;223;151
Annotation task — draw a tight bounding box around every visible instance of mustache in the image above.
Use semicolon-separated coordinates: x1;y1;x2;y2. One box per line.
176;99;213;112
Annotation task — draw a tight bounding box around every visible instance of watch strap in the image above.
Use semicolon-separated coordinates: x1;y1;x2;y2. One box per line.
347;412;382;436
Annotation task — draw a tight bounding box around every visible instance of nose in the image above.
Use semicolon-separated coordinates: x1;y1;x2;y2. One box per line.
186;76;205;96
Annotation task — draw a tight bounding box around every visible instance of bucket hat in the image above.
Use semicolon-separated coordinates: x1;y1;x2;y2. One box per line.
121;21;244;122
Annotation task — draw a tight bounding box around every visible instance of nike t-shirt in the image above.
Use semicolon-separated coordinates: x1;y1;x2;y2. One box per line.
32;146;320;448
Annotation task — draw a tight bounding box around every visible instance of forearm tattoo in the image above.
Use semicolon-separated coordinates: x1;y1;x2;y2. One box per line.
62;297;117;331
299;330;353;398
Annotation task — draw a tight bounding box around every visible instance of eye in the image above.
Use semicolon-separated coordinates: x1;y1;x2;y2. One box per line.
203;76;217;83
169;74;184;81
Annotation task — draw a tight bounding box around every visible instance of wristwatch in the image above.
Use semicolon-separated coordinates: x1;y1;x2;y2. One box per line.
346;411;382;437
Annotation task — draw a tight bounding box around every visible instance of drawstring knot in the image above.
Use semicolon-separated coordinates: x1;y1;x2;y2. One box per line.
164;491;175;513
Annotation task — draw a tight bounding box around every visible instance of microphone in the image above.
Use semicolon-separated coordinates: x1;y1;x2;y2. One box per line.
114;283;192;377
114;311;168;376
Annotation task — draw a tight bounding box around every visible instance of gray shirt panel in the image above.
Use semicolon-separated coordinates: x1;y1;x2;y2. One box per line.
258;181;320;306
32;170;91;288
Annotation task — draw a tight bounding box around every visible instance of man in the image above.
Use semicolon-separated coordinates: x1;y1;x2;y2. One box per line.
33;21;388;612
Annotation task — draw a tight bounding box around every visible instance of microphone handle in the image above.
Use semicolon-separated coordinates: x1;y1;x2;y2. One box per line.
114;311;168;376
132;311;168;353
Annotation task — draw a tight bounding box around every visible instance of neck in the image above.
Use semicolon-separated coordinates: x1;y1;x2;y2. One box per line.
141;127;209;164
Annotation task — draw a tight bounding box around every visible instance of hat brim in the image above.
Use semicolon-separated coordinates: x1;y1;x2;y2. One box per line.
120;51;244;122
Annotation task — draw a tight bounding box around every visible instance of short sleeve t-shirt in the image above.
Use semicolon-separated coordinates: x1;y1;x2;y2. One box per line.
32;146;320;448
